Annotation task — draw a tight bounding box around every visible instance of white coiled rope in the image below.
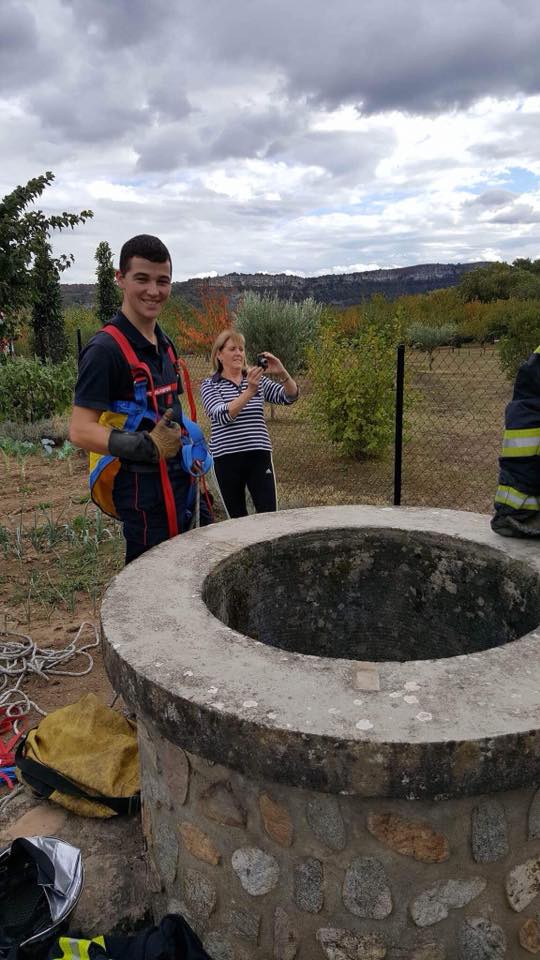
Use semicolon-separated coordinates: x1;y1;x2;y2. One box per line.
0;621;99;729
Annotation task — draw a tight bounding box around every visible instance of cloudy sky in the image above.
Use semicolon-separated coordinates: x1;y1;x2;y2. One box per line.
2;0;540;282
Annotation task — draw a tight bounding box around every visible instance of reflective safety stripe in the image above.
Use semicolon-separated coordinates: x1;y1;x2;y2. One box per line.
495;485;540;510
149;381;177;397
52;935;106;960
501;427;540;457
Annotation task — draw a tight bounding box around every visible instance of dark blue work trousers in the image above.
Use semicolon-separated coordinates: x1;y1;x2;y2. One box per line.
112;464;212;565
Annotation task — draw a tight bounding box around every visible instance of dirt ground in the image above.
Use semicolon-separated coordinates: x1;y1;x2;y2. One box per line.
1;448;121;721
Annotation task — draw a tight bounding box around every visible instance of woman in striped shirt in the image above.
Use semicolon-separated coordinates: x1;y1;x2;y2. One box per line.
200;329;299;518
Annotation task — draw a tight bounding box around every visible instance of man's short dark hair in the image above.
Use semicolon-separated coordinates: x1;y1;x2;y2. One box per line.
119;235;172;275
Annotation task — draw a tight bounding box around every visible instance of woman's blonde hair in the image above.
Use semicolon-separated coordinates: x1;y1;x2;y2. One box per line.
211;329;246;372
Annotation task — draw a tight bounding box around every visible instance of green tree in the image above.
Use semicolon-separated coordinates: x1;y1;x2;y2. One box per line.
31;242;69;362
458;261;540;303
94;240;120;324
512;257;540;275
406;323;458;369
0;355;76;422
307;311;401;459
458;262;516;302
0;171;92;317
496;299;540;378
235;292;323;374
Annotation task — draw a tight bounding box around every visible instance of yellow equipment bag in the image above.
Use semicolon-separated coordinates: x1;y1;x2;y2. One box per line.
15;694;140;818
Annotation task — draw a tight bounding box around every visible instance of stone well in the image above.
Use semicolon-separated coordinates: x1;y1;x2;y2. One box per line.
101;507;540;960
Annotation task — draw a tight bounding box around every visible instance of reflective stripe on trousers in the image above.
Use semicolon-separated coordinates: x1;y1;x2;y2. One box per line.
494;484;540;510
52;936;106;960
501;428;540;457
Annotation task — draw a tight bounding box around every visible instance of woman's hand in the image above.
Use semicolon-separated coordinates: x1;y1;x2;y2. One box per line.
246;364;264;393
257;352;285;376
257;352;299;399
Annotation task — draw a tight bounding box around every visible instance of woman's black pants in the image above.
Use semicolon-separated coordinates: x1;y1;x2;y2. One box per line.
213;450;277;518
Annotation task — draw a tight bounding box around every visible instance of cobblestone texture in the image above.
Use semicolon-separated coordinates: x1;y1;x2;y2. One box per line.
141;726;540;959
306;795;346;851
457;918;506;959
471;798;508;863
410;878;487;927
294;857;324;913
342;857;393;919
231;847;280;896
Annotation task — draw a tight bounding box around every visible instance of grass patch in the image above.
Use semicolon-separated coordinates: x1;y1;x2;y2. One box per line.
1;504;123;623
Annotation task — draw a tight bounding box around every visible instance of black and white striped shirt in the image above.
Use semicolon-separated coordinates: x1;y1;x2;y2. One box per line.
200;372;297;458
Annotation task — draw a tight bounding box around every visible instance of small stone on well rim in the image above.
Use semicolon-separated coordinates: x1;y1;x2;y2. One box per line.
353;662;381;692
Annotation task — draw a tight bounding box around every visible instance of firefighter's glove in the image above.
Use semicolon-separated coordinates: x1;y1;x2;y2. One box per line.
148;408;182;460
108;411;181;463
108;428;158;463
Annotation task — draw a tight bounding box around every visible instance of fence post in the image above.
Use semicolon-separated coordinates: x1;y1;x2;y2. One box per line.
393;343;405;506
76;328;82;358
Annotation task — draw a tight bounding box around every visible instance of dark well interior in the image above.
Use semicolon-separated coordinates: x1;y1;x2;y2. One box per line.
202;528;540;661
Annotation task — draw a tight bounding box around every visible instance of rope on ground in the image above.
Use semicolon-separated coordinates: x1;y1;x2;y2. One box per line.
0;783;22;814
0;621;99;728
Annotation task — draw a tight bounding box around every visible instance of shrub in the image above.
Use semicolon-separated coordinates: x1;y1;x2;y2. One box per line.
0;414;70;444
235;293;323;375
307;313;400;459
497;299;540;378
0;356;76;422
31;242;69;362
176;287;232;357
63;305;100;357
406;323;458;369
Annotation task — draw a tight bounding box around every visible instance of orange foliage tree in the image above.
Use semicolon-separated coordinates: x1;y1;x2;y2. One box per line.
177;285;234;357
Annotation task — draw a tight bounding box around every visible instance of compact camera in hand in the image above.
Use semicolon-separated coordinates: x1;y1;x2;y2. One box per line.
256;354;268;369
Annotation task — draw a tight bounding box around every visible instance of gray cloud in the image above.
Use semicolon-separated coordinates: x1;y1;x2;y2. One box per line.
466;190;518;208
490;203;540;224
470;111;540;164
208;109;299;161
30;84;149;143
267;128;396;179
181;0;540;113
0;1;55;93
59;0;178;50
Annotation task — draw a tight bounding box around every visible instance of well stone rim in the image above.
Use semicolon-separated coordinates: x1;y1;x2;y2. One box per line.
101;506;540;798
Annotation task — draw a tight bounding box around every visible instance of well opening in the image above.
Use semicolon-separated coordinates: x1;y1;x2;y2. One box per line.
203;527;540;661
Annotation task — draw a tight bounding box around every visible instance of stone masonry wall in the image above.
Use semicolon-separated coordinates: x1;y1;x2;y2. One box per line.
138;719;540;960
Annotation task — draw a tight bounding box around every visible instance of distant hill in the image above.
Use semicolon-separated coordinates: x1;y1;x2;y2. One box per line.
61;261;490;309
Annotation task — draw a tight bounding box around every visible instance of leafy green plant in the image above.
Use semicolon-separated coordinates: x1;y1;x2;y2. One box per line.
497;299;540;378
0;356;76;422
0;172;92;318
0;437;37;457
236;293;323;375
406;323;458;369
95;240;121;325
307;313;401;459
0;414;69;444
31;242;69;362
63;305;100;357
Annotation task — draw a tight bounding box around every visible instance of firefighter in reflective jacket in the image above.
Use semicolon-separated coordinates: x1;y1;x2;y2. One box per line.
492;345;540;537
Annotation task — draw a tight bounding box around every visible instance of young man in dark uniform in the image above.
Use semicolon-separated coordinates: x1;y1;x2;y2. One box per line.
70;234;211;564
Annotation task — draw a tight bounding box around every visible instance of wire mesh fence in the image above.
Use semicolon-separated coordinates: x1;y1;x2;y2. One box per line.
401;345;511;513
185;345;513;516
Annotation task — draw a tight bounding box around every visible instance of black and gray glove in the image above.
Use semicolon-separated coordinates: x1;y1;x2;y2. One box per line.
108;428;159;463
108;409;182;462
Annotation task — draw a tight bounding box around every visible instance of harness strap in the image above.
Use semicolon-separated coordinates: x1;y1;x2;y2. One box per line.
177;356;198;422
102;325;179;538
15;738;140;816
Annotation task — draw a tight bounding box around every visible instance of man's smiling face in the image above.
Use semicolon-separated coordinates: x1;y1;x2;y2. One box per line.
116;256;172;326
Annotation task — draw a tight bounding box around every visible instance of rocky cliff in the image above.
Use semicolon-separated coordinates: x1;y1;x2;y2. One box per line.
61;261;489;309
